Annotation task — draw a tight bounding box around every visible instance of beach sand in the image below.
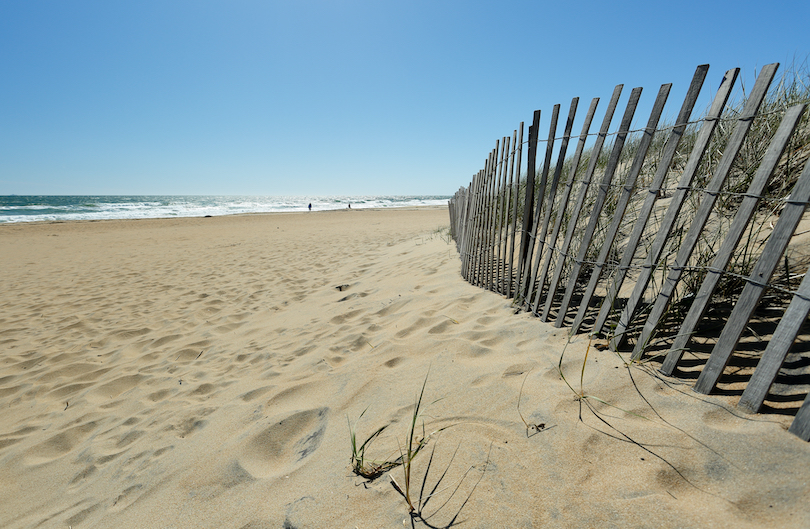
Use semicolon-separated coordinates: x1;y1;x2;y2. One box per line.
1;207;809;528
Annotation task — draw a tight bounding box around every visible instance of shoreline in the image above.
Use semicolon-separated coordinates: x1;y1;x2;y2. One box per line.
0;204;449;228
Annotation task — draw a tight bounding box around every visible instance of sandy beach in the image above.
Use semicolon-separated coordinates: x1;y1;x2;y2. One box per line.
1;207;809;528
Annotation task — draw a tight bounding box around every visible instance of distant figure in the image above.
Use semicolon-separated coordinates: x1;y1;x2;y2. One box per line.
308;203;312;212
348;203;351;209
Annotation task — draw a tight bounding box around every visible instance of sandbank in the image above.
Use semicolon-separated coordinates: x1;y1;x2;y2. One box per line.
1;207;809;528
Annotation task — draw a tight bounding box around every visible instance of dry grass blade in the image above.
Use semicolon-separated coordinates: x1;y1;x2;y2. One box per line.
517;369;546;436
400;372;430;511
348;409;400;480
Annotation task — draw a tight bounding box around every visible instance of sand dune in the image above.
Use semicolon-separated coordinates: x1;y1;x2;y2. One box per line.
1;208;809;528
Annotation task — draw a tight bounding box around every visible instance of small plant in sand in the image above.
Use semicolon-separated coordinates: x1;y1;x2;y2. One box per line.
552;334;729;497
435;225;453;244
347;373;446;487
348;410;400;480
557;336;643;418
516;368;547;437
389;373;433;512
350;372;493;524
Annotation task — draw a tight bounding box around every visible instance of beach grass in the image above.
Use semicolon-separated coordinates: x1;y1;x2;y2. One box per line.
349;371;454;513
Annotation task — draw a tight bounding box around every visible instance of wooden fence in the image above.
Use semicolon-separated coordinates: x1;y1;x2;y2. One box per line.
448;63;810;440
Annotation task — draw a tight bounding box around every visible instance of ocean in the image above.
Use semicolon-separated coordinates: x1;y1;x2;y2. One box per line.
0;195;450;224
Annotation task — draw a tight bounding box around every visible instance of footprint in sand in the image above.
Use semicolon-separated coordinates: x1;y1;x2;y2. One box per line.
147;388;176;402
48;381;95;399
173;348;204;362
109;484;145;512
330;309;364;324
427;320;454;334
24;421;99;465
65;502;102;526
239;386;275;402
0;384;26;399
238;407;329;479
502;363;536;378
383;356;405;368
214;321;246;334
111;328;152;341
86;374;146;403
150;334;183;348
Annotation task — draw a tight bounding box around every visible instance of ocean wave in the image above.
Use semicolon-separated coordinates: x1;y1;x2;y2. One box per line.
0;195;449;223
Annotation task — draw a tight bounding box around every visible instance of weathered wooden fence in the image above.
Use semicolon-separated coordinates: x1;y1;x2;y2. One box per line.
448;63;810;440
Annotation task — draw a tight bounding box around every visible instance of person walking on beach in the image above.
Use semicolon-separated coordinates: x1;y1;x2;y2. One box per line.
308;203;312;212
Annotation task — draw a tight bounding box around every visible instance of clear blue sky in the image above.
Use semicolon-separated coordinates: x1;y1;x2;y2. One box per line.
1;0;807;196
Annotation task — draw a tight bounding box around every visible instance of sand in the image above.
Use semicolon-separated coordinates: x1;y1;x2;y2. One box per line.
1;207;809;528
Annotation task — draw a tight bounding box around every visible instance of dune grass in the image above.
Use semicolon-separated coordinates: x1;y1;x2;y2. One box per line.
348;371;456;514
348;409;400;480
347;371;494;525
501;61;810;352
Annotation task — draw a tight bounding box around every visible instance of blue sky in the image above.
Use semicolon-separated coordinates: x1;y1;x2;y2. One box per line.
1;0;807;196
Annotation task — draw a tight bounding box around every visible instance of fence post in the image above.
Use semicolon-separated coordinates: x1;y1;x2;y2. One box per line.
530;98;599;315
496;135;511;294
485;140;498;290
541;85;623;322
516;110;542;299
524;99;578;311
521;104;560;308
661;103;806;374
506;124;524;298
739;263;810;414
694;152;810;394
468;167;486;284
628;63;778;358
605;67;739;349
555;86;642;328
570;83;672;334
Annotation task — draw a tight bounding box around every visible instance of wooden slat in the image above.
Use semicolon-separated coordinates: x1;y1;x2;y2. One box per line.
525;98;579;309
506;124;524;298
485;143;500;289
570;83;673;334
479;148;496;287
738;266;810;414
503;132;515;295
460;185;471;262
628;63;779;359
530;98;600;314
541;85;624;322
472;157;491;286
516;111;542;296
450;189;460;254
459;172;479;279
454;187;463;271
471;168;487;284
476;159;489;286
694;153;810;394
591;65;710;335
488;138;505;291
481;147;493;288
555;86;643;327
522;105;560;306
496;135;511;294
606;67;740;350
661;103;806;374
789;388;810;441
470;168;486;282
